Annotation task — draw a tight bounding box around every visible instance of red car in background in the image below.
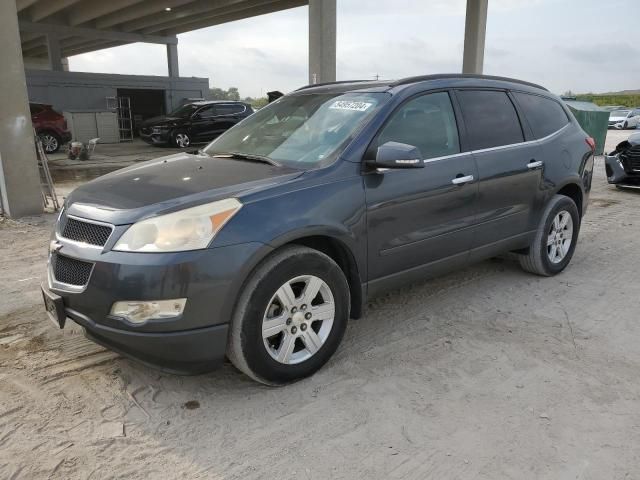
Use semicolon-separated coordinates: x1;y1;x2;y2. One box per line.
30;103;72;153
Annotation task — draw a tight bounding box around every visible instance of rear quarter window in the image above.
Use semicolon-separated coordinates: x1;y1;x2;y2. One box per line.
456;90;524;150
513;92;569;139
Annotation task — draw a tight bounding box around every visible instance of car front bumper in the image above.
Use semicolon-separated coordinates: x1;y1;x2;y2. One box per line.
45;240;271;374
605;154;640;186
140;130;171;146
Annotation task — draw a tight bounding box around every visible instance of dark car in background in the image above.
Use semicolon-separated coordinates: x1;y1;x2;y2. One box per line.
30;103;72;153
42;75;594;385
139;101;254;148
605;131;640;189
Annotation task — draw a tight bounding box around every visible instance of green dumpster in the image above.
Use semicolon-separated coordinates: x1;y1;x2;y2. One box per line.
563;100;609;155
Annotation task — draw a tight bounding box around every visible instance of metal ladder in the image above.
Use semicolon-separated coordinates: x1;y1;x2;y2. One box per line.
34;132;60;212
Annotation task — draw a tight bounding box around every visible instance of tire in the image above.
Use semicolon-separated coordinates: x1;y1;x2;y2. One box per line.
623;121;628;129
227;245;350;385
172;131;191;148
39;132;61;153
518;194;580;276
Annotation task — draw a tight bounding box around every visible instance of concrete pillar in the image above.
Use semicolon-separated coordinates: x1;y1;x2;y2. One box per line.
462;0;488;74
167;43;179;78
308;0;336;84
0;0;42;217
46;33;64;71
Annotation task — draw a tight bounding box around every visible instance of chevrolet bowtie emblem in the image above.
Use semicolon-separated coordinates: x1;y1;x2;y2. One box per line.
49;240;63;254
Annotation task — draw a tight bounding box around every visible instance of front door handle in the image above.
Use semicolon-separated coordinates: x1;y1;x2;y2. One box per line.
451;174;474;185
527;160;544;169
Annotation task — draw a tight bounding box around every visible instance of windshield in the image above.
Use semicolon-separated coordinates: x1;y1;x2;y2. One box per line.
611;110;630;117
169;104;199;118
203;92;389;168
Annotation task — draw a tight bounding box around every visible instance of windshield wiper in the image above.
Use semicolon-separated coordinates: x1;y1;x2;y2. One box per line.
209;151;280;167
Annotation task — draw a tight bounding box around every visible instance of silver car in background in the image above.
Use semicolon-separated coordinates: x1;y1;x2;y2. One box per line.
608;108;640;129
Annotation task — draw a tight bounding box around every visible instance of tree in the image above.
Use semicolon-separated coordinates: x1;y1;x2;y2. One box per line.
227;87;240;101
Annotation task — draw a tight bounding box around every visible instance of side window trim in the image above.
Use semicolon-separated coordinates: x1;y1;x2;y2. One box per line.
469;122;570;154
366;89;462;161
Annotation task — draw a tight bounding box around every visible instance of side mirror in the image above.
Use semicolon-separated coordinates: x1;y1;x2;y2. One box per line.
370;141;424;169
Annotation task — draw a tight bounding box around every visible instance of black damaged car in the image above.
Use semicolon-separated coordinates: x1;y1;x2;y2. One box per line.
140;101;254;148
605;132;640;190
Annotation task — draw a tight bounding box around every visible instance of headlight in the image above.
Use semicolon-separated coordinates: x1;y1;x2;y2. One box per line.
114;198;242;252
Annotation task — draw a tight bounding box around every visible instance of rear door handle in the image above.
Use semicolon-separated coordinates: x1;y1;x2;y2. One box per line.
451;174;474;185
527;160;543;169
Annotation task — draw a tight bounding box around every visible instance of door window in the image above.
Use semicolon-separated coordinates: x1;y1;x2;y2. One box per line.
196;105;216;118
456;90;524;150
513;92;569;139
377;92;460;159
215;104;245;116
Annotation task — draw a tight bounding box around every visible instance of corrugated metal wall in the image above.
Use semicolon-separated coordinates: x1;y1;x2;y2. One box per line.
25;70;209;113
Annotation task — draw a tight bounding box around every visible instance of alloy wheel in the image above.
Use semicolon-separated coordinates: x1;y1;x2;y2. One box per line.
175;133;190;148
547;210;573;264
41;134;58;153
262;275;335;365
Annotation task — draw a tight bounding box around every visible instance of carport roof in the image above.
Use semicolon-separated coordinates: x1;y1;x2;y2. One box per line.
17;0;307;59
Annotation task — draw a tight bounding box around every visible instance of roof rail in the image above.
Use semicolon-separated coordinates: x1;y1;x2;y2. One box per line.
295;79;379;91
391;74;548;91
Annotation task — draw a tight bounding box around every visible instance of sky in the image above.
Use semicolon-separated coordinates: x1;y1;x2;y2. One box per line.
68;0;640;98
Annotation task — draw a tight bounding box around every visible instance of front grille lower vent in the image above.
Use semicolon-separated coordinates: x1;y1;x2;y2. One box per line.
53;254;93;287
62;217;112;247
621;146;640;171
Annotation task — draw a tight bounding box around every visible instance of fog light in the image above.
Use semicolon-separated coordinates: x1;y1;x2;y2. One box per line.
110;299;187;324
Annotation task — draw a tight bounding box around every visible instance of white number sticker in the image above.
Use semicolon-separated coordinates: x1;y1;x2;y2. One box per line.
329;101;373;112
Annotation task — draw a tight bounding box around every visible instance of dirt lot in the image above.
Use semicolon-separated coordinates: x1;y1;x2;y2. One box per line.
1;130;639;479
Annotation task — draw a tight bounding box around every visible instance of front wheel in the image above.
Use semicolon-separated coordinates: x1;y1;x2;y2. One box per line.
227;246;350;385
39;132;61;153
519;194;580;276
172;131;191;148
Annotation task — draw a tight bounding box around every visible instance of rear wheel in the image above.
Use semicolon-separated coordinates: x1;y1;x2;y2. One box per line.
173;131;191;148
227;245;349;385
519;194;580;276
39;132;61;153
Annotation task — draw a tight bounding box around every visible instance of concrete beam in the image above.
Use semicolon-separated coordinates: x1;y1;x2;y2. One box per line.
30;0;83;22
0;0;42;217
163;0;305;35
16;0;39;12
19;21;178;45
308;0;336;84
167;43;179;77
141;0;295;34
462;0;488;74
95;0;195;29
46;33;64;71
65;41;129;57
120;0;261;33
67;0;146;26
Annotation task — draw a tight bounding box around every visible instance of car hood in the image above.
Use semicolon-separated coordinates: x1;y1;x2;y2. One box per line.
65;152;303;225
609;116;627;122
140;116;184;127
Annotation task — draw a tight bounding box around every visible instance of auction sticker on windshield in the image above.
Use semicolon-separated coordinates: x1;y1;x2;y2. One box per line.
329;101;373;112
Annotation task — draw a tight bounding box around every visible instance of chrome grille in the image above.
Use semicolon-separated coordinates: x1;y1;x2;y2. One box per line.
62;217;112;246
53;254;93;287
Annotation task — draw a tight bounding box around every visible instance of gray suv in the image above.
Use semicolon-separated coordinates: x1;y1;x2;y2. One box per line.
42;75;595;385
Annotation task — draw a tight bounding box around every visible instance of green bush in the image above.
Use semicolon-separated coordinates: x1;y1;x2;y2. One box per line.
576;94;640;108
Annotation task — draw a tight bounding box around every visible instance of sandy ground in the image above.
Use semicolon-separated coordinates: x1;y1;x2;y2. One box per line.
1;130;639;479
